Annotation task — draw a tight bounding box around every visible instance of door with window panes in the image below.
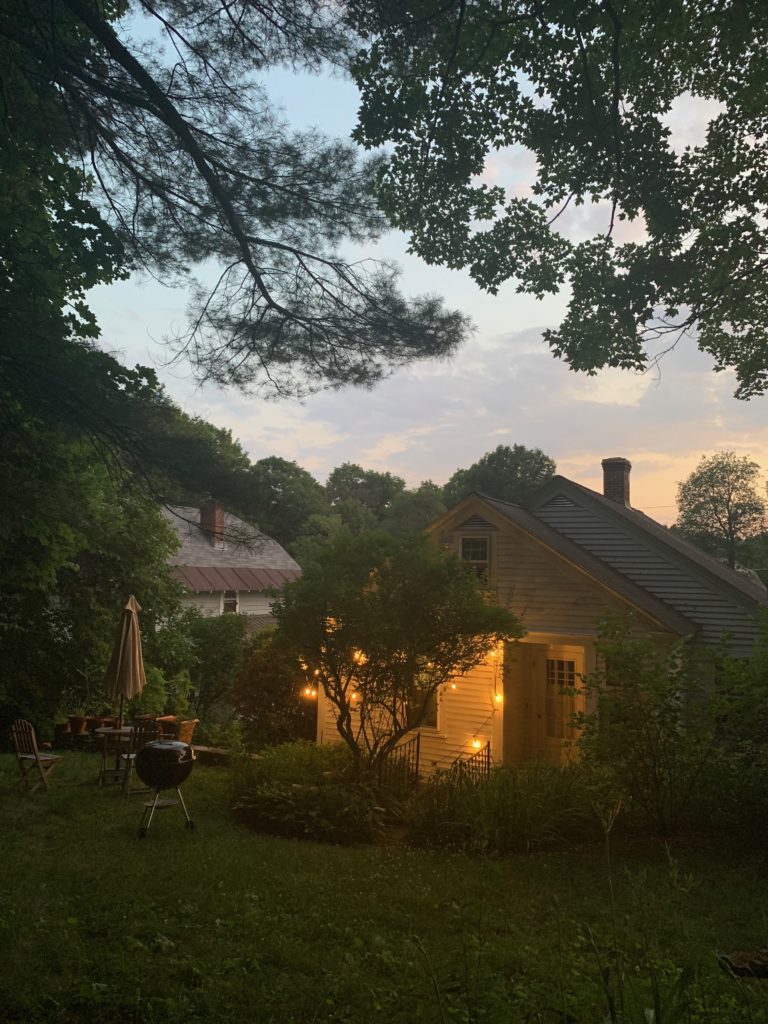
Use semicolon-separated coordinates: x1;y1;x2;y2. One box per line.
543;645;583;762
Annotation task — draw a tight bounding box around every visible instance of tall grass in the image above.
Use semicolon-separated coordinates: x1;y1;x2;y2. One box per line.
407;764;617;852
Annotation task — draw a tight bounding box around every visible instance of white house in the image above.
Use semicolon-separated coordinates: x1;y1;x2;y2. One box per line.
162;500;300;623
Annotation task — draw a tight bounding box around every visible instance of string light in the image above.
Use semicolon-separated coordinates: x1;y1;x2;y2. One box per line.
471;738;482;750
494;692;503;704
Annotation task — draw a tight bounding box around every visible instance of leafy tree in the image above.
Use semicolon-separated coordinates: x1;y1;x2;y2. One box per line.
326;462;406;519
0;441;183;732
274;531;521;780
231;628;317;749
443;445;555;506
245;457;330;547
188;612;249;716
676;451;766;569
381;481;447;536
576;618;720;836
3;0;470;399
348;1;768;397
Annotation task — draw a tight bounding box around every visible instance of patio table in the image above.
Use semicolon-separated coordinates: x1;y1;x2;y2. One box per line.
94;726;134;786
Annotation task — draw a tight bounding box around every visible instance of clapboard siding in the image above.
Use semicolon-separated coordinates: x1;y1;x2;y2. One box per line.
534;495;759;655
181;592;221;616
316;657;503;777
237;592;273;616
493;522;665;637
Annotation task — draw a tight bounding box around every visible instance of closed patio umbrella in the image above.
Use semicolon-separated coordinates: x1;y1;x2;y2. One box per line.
104;595;147;728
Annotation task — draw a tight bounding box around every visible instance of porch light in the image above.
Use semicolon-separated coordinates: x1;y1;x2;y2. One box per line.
494;692;503;704
450;683;457;690
471;738;482;749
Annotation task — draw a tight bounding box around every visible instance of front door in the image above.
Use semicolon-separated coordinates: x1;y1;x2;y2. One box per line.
543;646;584;764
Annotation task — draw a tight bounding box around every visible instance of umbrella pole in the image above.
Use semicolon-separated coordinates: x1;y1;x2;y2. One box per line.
117;694;124;730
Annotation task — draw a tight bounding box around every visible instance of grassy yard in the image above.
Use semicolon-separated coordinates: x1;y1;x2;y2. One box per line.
2;752;768;1024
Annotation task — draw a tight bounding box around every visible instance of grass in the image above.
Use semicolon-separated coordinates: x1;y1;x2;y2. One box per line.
2;752;768;1023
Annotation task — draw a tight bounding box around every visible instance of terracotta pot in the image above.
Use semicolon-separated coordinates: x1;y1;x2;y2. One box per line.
68;714;88;736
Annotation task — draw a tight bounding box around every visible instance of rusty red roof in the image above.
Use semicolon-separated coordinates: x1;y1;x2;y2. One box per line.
172;566;300;593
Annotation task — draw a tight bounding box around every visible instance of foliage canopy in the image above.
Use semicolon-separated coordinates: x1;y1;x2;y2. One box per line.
349;1;768;397
675;450;766;569
274;531;521;777
3;0;470;399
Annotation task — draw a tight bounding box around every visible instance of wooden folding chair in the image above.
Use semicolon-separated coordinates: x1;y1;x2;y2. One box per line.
120;719;161;796
10;720;62;794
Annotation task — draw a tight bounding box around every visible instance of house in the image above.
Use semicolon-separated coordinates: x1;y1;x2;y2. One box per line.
162;500;300;626
315;458;768;773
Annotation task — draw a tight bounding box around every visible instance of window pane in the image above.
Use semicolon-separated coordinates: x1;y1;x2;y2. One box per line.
545;658;576;738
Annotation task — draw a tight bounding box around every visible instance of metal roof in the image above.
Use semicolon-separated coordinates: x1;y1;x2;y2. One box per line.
163;505;300;593
527;478;767;656
171;565;300;592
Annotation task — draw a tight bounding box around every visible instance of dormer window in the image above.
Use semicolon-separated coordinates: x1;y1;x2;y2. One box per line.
461;536;489;582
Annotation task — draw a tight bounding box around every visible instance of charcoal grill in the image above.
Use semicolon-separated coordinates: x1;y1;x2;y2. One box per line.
134;740;195;838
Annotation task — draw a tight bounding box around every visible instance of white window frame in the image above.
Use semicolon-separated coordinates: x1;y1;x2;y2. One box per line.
221;590;239;614
460;534;491;584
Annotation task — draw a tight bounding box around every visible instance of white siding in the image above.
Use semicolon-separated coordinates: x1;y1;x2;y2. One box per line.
237;592;273;615
181;593;221;616
315;655;504;778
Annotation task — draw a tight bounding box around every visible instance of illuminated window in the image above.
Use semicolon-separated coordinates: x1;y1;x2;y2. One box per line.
405;681;439;729
461;536;489;582
222;590;238;613
545;658;576;739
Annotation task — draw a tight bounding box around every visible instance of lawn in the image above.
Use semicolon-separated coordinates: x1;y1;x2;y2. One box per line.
2;751;768;1024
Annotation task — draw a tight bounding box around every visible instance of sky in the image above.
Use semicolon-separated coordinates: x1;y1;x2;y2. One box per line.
88;63;768;527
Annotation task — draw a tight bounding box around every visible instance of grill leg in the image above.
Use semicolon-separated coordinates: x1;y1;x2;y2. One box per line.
138;789;162;838
176;787;195;829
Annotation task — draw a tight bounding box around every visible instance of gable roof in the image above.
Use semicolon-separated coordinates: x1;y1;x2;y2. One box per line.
431;492;695;635
163;505;300;593
526;476;767;655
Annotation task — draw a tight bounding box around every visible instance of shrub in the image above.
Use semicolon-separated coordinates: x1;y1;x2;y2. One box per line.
232;781;382;844
249;739;354;786
407;764;615;853
231;628;317;749
231;741;379;844
576;619;720;836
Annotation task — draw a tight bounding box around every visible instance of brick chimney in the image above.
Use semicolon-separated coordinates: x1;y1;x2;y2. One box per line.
601;458;632;506
200;499;224;548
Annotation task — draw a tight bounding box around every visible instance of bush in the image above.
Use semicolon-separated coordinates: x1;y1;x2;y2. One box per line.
407;764;615;853
249;739;353;786
232;781;382;844
231;741;380;844
576;619;719;836
231;628;317;750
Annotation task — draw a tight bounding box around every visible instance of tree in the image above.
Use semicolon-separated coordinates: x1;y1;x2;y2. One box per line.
274;531;521;779
231;628;317;749
0;438;184;731
443;445;555;506
187;612;249;716
245;457;330;547
348;1;768;398
676;451;766;569
3;0;470;400
326;462;406;519
381;481;447;536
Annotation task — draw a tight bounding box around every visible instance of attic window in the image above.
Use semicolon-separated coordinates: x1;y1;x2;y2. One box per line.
461;536;489;582
222;590;238;614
